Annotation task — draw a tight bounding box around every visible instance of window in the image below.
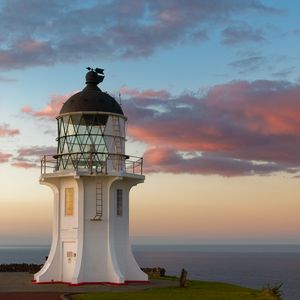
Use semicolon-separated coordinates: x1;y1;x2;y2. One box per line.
65;188;74;216
116;189;123;216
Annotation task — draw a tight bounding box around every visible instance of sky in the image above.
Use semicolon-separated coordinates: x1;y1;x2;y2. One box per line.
0;0;300;245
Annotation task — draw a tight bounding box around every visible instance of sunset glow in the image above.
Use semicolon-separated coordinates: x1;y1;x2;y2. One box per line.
0;0;299;245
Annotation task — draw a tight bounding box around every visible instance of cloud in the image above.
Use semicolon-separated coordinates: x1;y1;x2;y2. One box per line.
12;146;56;169
0;0;278;70
0;152;11;163
11;161;38;169
123;79;300;176
272;68;294;79
22;93;72;119
143;148;292;176
0;124;20;137
0;76;17;82
293;29;300;35
120;87;171;99
24;79;300;176
229;56;265;74
0;38;55;69
222;24;265;45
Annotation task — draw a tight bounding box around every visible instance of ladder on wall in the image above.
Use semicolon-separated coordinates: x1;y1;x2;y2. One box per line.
111;116;122;171
91;181;103;221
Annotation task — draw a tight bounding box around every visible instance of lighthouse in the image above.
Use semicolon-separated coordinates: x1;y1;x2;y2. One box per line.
34;68;148;284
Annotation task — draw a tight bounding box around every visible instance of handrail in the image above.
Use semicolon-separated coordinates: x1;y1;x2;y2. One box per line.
41;151;143;176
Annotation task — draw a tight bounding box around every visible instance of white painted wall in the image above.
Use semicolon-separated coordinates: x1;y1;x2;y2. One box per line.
34;173;147;284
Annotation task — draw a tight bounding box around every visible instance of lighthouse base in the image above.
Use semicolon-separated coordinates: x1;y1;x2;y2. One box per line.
34;173;148;285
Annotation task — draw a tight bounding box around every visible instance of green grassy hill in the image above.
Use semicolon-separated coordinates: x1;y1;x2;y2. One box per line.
71;279;282;300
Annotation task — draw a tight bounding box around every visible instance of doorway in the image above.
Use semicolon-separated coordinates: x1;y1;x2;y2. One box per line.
62;241;76;282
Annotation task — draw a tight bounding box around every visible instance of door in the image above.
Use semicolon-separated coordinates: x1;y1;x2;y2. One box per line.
62;242;76;282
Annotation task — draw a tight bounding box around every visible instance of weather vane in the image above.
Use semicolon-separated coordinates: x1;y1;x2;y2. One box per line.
86;67;104;75
86;67;105;83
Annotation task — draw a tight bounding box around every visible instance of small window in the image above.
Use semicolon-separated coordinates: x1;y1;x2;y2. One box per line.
65;188;74;216
116;189;123;216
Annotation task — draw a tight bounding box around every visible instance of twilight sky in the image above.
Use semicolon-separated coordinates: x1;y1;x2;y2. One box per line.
0;0;300;245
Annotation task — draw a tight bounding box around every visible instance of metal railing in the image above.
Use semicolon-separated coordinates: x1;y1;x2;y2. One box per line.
41;151;143;176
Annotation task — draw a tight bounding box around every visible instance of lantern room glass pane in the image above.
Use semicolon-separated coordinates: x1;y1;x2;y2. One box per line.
56;113;126;171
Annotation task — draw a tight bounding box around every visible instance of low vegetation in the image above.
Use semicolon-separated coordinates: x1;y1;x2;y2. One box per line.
70;279;282;300
0;263;42;273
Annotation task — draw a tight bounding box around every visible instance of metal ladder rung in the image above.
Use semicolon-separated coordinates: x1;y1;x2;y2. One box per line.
91;181;103;221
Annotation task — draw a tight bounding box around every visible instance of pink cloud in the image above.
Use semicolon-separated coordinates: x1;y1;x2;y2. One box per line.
21;106;33;114
143;148;288;177
0;124;19;137
17;146;56;157
123;80;300;175
11;161;38;169
120;87;170;99
0;38;55;70
18;79;300;176
18;39;49;53
0;152;11;163
12;146;56;169
22;93;74;119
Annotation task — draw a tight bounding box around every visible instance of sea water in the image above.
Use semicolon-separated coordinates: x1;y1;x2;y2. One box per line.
1;244;300;300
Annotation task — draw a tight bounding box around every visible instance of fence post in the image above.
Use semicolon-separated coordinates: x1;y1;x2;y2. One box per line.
179;268;188;288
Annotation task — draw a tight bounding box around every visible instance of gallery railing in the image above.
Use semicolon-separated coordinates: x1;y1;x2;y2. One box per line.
41;152;143;176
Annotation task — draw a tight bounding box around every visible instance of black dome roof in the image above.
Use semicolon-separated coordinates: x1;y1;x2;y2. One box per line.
59;70;123;115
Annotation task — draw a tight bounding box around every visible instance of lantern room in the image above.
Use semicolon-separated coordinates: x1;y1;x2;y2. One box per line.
41;68;142;175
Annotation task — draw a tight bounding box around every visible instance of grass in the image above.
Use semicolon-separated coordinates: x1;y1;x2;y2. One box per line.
70;279;281;300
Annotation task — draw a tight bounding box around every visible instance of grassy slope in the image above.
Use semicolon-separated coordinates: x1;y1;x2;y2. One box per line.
71;280;278;300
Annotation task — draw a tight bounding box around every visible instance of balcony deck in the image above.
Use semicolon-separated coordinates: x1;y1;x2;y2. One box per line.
40;152;143;177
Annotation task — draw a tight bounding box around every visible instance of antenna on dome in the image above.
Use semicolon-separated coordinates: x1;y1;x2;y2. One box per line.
118;92;122;106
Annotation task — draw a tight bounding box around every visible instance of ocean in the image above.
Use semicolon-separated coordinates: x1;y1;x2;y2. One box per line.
1;244;300;300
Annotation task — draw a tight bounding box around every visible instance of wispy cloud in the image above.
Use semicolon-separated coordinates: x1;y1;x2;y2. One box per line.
293;29;300;35
0;0;278;70
0;124;19;137
0;76;17;82
120;87;171;99
229;56;265;73
222;23;265;45
12;146;56;169
272;68;294;79
143;148;291;176
0;152;11;163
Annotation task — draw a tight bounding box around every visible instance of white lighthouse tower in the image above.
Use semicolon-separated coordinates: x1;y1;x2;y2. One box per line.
34;68;148;285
